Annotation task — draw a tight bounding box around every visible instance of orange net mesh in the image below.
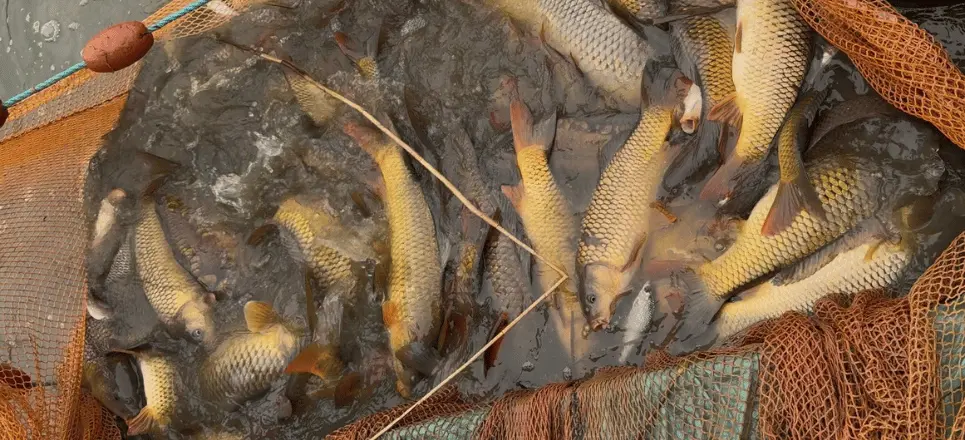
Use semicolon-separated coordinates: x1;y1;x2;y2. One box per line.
0;0;963;438
791;0;965;149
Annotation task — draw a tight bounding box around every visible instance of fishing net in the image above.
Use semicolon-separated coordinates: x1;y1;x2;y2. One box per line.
0;0;962;438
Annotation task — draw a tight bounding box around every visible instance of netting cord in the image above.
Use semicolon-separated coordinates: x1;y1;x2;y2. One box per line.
225;47;572;439
1;0;214;109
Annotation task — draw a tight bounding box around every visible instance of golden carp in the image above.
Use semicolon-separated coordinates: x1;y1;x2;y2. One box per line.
610;0;735;22
134;198;216;346
577;103;675;331
678;233;911;353
501;94;586;358
343;121;442;399
200;301;303;406
285;68;340;127
120;348;179;436
701;0;811;201
271;196;357;294
335;24;381;80
674;152;894;339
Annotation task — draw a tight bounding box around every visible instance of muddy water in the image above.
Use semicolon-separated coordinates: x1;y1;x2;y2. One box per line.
82;0;965;437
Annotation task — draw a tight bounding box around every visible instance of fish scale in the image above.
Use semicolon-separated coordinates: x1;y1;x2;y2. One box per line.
697;159;882;301
273;199;355;292
671;15;735;111
131;353;178;433
577;105;674;328
538;0;652;107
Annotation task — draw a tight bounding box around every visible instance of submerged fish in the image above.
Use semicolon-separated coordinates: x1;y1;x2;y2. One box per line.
284;294;359;405
135;197;216;346
701;0;811;201
335;23;381;80
674;151;898;338
501;95;586;358
577;66;685;331
270;196;357;295
481;211;528;372
201;302;303;406
610;0;736;22
344;122;442;399
678;231;912;353
159;196;227;292
619;283;654;363
88;189;131;320
120;348;179;436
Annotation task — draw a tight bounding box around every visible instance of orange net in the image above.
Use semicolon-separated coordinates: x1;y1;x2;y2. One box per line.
791;0;965;149
0;0;963;439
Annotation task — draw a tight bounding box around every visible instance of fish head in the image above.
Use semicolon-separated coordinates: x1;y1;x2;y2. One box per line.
579;263;632;331
181;298;216;347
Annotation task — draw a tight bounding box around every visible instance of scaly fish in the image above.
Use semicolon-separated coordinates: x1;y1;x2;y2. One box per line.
678;233;912;353
763;88;829;235
666;11;736;188
501;95;586;359
701;0;811;201
335;22;381;80
284;294;360;405
609;0;735;22
285;68;340;127
674;151;895;339
500;0;658;109
343;121;442;399
201;301;304;406
118;348;179;436
159;195;227;292
270;196;358;295
577;69;680;330
135;197;216;346
88;189;132;320
481;210;528;373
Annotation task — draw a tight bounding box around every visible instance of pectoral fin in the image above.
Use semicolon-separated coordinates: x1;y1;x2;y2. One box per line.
396;341;441;376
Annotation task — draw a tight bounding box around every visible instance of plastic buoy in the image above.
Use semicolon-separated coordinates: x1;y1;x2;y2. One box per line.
82;21;154;73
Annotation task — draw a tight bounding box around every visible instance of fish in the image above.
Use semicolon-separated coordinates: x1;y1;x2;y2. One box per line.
500;0;658;109
676;228;913;353
284;294;360;405
134;197;216;346
284;68;341;127
577;85;678;331
672;150;899;339
116;348;179;436
82;318;133;419
666;11;736;188
200;301;304;407
335;22;381;79
701;0;811;201
619;282;654;363
609;0;736;22
87;189;132;320
763;87;829;236
343;121;443;399
481;210;528;373
159;196;227;292
501;94;586;359
269;196;358;295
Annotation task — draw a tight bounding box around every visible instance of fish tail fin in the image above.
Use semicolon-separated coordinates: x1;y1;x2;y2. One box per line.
509;95;556;155
699;151;747;202
706;92;742;129
134;151;179;197
244;301;281;333
334;22;381;78
676;274;726;343
664;122;721;191
343;121;388;161
126;406;158;436
762;172;826;236
285;343;327;378
484;313;510;375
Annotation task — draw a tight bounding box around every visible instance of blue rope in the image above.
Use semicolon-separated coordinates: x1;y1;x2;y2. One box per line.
2;0;213;109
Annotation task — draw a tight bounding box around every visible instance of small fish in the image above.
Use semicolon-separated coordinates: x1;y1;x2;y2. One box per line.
481;210;528;373
343;121;442;399
87;189;131;320
335;22;381;79
83;318;134;419
677;232;912;353
501;94;586;359
701;0;811;201
134;197;216;346
285;294;361;406
201;302;304;407
671;150;897;339
577;94;676;331
117;348;179;436
619;282;654;363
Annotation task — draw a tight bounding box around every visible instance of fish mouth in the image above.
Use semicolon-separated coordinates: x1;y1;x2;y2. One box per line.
589;317;609;331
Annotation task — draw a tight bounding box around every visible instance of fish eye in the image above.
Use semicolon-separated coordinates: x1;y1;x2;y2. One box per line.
190;329;204;341
586;294;596;305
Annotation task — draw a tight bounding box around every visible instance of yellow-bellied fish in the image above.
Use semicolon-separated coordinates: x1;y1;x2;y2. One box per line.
119;348;179;436
343;121;442;399
271;197;358;295
135;198;216;346
701;0;811;201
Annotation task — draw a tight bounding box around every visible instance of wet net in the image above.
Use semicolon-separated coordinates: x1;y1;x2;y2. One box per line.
0;0;963;438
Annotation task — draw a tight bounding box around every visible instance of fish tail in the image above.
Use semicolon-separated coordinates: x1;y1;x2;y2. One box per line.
664;121;721;191
285;342;329;379
134;151;179;197
509;95;556;155
676;273;727;342
126;406;158;436
335;21;382;78
762;172;826;236
699;150;747;202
